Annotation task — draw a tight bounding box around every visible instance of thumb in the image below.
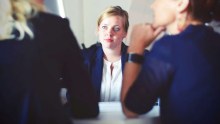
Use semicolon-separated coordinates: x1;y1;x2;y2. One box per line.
154;26;165;37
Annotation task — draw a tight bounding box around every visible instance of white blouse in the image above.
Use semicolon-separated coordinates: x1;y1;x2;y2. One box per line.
100;58;122;102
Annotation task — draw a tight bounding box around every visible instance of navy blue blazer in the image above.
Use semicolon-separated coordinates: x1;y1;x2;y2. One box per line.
82;42;149;100
125;25;220;124
0;12;99;124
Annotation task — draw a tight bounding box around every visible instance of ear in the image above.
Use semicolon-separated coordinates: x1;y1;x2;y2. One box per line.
96;27;99;32
96;27;99;36
177;0;190;13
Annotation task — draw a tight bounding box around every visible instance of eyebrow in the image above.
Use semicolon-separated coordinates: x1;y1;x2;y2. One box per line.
101;24;121;27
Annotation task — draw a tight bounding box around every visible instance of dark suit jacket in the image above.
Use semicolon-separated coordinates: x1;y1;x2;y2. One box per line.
0;12;99;124
82;42;149;100
125;25;220;124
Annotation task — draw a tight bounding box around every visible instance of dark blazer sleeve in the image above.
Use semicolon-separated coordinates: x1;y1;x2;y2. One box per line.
32;12;99;118
81;43;103;100
58;18;99;118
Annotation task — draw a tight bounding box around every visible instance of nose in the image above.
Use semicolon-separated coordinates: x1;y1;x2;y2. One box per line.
106;28;113;36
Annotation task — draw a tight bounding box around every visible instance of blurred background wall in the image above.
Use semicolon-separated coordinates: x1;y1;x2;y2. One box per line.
43;0;153;48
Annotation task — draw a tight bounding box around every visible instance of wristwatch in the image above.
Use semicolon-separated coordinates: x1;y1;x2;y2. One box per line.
126;53;144;64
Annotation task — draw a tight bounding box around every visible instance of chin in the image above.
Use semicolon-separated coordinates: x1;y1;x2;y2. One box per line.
152;23;159;29
102;43;111;48
152;21;161;28
152;22;166;29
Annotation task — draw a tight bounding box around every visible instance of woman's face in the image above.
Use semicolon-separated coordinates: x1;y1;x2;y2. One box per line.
151;0;177;28
98;15;127;50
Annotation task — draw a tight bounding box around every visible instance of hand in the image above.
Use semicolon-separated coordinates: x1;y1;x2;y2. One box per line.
129;23;165;53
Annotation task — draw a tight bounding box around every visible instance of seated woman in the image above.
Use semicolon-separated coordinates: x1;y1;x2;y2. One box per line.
83;6;149;102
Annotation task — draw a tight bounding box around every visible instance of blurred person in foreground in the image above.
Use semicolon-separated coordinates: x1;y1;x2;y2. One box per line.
121;0;220;124
0;0;99;124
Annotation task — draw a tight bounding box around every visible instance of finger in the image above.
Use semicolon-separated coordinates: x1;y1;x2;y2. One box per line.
154;26;165;36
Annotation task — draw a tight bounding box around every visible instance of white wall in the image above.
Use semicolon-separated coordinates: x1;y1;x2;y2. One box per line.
45;0;154;48
62;0;84;45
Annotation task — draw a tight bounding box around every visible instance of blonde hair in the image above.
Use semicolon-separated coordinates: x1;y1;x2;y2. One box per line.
0;0;45;41
97;6;129;33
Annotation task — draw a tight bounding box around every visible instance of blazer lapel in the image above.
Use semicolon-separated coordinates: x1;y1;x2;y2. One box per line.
91;46;103;99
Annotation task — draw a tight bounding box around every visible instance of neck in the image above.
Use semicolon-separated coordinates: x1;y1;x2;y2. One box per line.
103;46;121;62
166;19;203;35
166;22;180;35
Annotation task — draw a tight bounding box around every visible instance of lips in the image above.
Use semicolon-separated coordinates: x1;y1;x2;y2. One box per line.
104;39;113;42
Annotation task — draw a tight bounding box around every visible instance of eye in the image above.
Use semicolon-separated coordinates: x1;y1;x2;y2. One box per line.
113;26;120;32
101;25;108;30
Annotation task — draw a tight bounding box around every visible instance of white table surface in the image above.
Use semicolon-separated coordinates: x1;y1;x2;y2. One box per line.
73;102;161;124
